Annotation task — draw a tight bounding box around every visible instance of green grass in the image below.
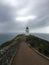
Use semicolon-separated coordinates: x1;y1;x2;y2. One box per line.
26;35;49;57
0;34;24;49
0;34;49;57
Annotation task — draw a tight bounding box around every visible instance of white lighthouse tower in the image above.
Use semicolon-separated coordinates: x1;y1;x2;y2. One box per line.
26;27;29;35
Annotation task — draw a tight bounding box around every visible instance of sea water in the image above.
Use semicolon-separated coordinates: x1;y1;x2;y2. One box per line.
32;33;49;41
0;33;49;45
0;33;17;45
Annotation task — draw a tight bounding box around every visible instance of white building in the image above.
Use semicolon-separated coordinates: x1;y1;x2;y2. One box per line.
26;27;29;35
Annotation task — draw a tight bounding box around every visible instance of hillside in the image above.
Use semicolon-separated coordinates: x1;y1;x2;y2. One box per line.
0;34;49;65
0;34;24;49
26;35;49;57
0;34;49;57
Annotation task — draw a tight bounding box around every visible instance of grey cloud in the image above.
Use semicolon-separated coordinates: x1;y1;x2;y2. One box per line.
27;0;49;29
28;15;49;29
0;1;27;33
0;4;16;23
0;0;49;33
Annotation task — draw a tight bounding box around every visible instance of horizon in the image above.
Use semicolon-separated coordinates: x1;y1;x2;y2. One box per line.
0;0;49;33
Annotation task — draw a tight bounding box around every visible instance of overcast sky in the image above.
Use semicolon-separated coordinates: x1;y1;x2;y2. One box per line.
0;0;49;33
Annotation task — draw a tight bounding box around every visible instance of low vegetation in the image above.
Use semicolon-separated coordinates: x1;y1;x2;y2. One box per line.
26;35;49;57
0;34;23;49
0;34;23;65
0;34;49;63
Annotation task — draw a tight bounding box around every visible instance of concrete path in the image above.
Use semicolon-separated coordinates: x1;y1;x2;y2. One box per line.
11;42;49;65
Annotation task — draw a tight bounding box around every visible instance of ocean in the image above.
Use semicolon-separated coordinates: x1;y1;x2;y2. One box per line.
32;33;49;42
0;33;49;45
0;33;17;45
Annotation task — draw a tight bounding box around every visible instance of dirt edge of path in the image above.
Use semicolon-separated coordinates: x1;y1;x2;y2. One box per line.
28;44;49;61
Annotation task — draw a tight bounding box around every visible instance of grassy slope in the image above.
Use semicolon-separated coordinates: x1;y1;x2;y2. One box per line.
0;34;49;57
0;34;24;49
26;35;49;57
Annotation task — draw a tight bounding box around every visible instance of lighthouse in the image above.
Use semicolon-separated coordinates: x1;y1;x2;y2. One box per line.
26;26;29;35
